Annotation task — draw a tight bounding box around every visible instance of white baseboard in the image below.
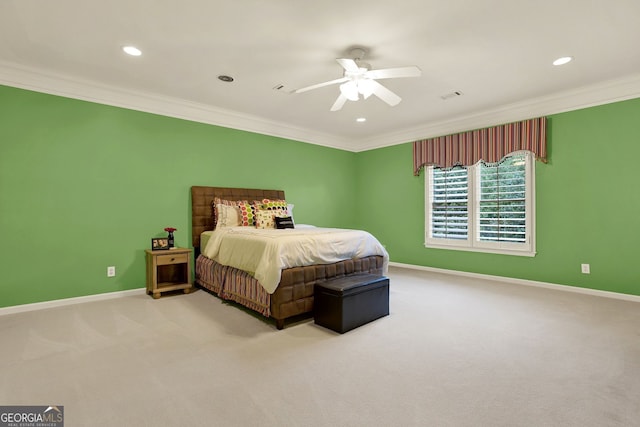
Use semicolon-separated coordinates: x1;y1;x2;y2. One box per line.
0;288;146;316
389;262;640;303
3;264;638;316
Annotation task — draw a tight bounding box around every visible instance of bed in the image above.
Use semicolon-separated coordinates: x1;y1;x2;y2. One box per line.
191;186;388;329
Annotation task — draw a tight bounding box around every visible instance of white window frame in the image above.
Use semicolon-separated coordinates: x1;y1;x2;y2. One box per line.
425;151;536;257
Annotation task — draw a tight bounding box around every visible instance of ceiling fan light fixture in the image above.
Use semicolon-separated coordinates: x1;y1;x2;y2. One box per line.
295;48;421;111
357;78;375;99
340;82;359;101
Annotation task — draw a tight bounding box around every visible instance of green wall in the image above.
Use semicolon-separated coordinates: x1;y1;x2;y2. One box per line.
2;84;639;308
355;97;640;296
0;85;356;307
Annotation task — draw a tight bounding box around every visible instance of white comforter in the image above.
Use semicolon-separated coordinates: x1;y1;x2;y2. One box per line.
202;226;389;293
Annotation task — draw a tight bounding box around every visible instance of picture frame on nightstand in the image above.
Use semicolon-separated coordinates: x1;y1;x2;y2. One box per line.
151;238;170;250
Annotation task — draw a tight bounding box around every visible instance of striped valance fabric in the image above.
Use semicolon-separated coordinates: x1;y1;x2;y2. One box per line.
412;117;547;175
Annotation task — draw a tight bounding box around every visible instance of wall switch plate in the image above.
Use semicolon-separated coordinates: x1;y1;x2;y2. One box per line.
107;266;116;277
581;263;590;274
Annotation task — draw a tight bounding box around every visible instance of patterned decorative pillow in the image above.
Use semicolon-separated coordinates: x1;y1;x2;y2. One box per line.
275;216;295;229
254;198;288;217
216;203;241;227
253;199;288;229
256;210;292;229
256;198;287;209
213;198;255;227
255;210;276;229
212;197;236;228
236;200;256;226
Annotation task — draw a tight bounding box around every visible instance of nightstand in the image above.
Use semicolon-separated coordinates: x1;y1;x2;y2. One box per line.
145;247;193;299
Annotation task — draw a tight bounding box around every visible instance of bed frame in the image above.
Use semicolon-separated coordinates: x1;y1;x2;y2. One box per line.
190;186;385;329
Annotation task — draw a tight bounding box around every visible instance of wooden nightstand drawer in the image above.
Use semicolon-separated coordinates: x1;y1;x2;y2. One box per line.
156;253;189;266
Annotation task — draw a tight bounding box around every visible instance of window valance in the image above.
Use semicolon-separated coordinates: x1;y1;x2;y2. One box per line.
412;117;547;175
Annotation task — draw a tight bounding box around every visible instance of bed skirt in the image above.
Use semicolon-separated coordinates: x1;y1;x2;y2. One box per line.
195;254;385;328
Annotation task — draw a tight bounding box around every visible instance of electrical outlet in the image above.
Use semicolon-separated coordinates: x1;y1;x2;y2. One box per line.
581;264;590;274
107;266;116;277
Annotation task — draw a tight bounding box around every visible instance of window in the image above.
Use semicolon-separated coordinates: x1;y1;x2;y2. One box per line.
425;151;535;256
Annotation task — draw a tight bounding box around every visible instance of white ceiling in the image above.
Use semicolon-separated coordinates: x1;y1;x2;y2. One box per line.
1;0;640;151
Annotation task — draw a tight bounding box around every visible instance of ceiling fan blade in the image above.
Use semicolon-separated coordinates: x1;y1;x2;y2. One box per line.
365;66;422;80
330;94;348;111
370;80;402;106
336;58;360;73
295;77;349;94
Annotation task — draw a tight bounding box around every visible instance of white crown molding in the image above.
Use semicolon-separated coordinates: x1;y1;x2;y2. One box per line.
0;61;352;151
1;60;639;153
352;73;640;152
389;261;640;303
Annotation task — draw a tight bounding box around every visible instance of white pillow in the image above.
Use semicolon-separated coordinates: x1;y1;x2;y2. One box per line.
216;203;241;228
287;204;295;223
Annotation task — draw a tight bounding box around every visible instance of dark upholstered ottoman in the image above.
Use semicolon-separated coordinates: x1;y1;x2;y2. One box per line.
314;274;389;333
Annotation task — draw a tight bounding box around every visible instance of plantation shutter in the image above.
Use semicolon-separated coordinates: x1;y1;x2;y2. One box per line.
477;154;527;243
429;166;468;240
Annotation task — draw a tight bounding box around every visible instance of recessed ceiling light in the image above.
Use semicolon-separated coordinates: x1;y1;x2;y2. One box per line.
218;75;234;82
122;46;142;56
553;56;573;66
356;117;366;123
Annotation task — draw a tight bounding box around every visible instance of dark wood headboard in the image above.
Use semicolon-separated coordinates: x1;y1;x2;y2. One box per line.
191;186;286;249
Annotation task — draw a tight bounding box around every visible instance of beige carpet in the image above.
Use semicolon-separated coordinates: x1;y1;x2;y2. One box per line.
1;266;639;426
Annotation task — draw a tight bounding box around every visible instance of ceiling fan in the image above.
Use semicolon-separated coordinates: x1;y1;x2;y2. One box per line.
294;48;421;111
